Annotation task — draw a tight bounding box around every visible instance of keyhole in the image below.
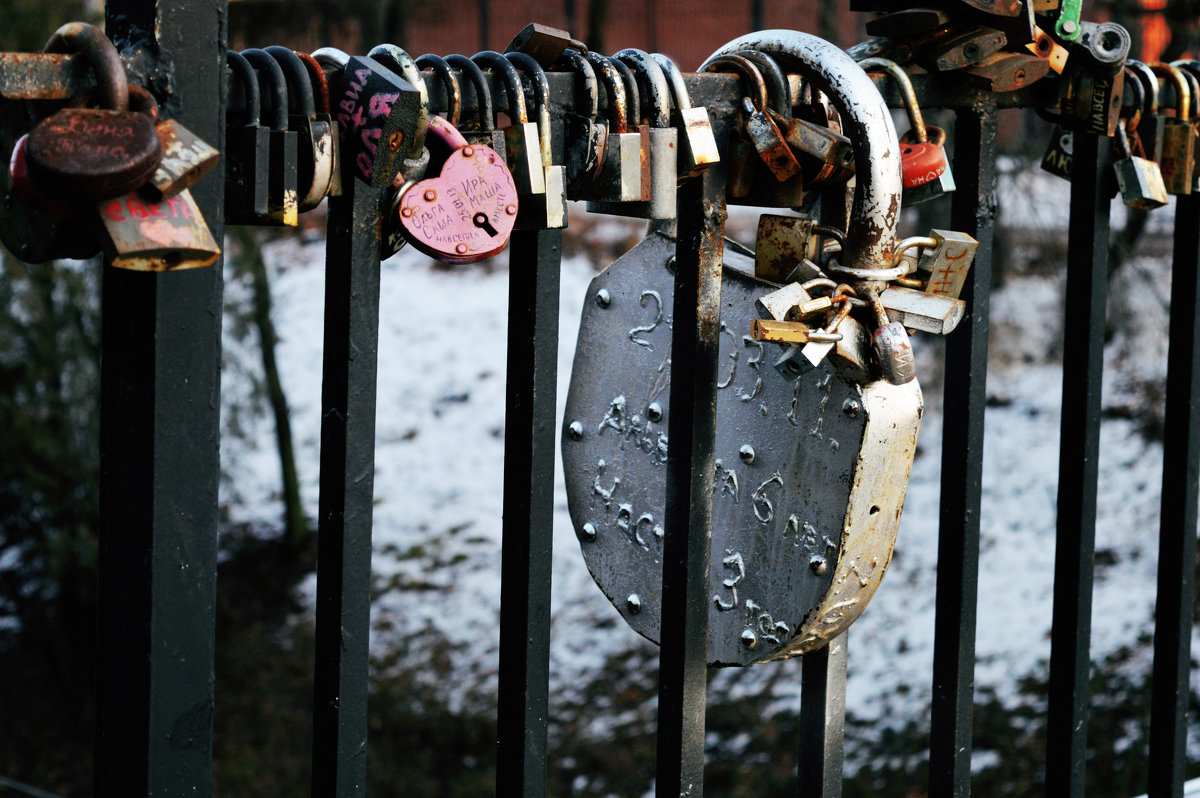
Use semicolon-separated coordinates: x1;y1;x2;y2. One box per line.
473;212;499;237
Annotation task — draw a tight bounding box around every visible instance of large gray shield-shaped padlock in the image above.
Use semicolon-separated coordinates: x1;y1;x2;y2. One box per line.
562;231;923;665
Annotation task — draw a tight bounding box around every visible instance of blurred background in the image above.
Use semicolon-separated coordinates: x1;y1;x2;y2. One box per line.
0;2;1196;797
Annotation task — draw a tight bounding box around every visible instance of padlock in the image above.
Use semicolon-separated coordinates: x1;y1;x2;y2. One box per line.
650;52;719;180
444;54;509;160
367;44;429;163
118;84;218;203
296;49;343;198
585;49;678;220
859;57;955;206
239;49;299;226
1126;60;1165;166
264;46;334;211
25;27;162;203
1150;62;1194;195
877;285;966;335
225;50;272;219
962;52;1050;93
609;55;652;201
505;23;589;68
556;48;607;192
868;289;916;385
573;53;641;202
473;51;546;199
1112;115;1169;210
790;82;856;192
97;189;221;271
393;115;517;263
313;47;424;188
917;229;979;300
1040;124;1074;180
703;54;800;183
1172;60;1200;192
416;53;461;129
915;26;1008;72
754;214;818;283
505;51;567;229
1059;48;1126;137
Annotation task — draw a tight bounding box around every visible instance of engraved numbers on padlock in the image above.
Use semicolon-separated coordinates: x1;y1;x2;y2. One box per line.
396;116;517;263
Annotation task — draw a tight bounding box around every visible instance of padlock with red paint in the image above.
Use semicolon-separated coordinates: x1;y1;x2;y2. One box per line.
858;57;956;206
394;115;518;264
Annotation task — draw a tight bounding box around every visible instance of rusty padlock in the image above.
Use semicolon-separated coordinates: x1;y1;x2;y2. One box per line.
394;115;518;264
24;23;162;202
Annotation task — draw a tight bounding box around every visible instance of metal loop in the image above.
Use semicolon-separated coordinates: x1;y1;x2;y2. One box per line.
43;21;128;112
651;53;691;111
226;51;261;127
586;53;629;134
856;57;926;143
472;50;528;124
505;51;553;168
1151;62;1191;120
1126;59;1160;114
615;48;671;129
609;57;641;130
241;48;289;132
445;54;494;132
556;48;600;119
264;46;317;119
416;53;461;127
699;53;770;112
735;50;791;118
295;51;331;116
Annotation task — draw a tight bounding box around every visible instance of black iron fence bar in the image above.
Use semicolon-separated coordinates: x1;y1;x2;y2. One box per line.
1148;192;1200;798
798;634;848;797
1046;131;1112;798
496;225;564;797
311;175;386;797
927;105;997;798
656;166;728;798
94;2;225;795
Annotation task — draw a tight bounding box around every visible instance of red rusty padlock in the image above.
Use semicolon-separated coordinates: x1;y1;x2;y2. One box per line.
395;115;518;264
900;125;950;190
9;134;83;219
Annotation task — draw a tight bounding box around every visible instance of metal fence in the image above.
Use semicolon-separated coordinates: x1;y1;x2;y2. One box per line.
34;0;1199;796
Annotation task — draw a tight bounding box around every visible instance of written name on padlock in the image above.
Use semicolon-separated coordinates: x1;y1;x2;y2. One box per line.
99;190;220;271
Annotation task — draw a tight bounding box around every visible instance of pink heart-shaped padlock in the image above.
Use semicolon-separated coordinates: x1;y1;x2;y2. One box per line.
397;116;519;264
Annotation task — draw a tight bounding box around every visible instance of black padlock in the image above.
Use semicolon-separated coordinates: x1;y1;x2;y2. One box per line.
239;49;299;226
264;46;334;211
224;50;271;220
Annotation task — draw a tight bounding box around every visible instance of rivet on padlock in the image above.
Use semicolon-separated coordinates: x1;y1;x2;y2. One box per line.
505;51;567;229
26;24;162;203
393;115;518;264
859;57;954;206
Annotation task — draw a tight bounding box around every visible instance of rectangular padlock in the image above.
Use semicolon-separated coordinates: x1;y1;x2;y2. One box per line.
144;118;220;201
918;229;979;300
755;214;818;283
98;189;221;271
878;285;966;335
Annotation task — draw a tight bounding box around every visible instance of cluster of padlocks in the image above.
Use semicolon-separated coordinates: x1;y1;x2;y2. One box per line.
0;2;1160;664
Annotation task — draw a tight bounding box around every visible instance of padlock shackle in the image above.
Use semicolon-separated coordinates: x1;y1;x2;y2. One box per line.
417;54;461;128
1121;67;1144;131
558;49;600;119
856;57;926;143
711;31;902;274
43;22;128;113
1150;62;1191;121
423;114;470;151
1170;61;1200;121
505;52;554;169
472;51;529;125
264;46;318;120
445;54;495;133
609;58;641;131
587;53;630;134
226;51;262;127
241;48;290;132
1126;59;1160;114
734;50;791;118
650;53;692;111
699;54;770;113
311;47;349;72
295;51;331;116
369;45;430;157
614;49;671;129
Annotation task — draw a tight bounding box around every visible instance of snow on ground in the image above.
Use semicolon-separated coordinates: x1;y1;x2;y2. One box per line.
220;196;1192;736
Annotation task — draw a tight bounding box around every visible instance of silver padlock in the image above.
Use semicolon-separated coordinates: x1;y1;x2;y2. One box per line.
586;49;677;220
917;229;979;300
868;290;917;385
505;51;567;229
474;50;546;198
878;285;966;335
578;53;642;203
650;52;719;179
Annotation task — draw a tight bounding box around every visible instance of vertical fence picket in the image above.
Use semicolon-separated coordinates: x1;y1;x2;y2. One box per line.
927;105;996;798
656;168;726;798
95;3;226;795
1148;193;1200;798
496;227;563;797
311;177;384;797
798;634;848;798
1046;130;1111;798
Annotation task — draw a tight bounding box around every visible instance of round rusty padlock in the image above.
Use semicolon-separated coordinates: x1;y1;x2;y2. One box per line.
24;23;162;202
395;115;518;264
899;125;949;190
